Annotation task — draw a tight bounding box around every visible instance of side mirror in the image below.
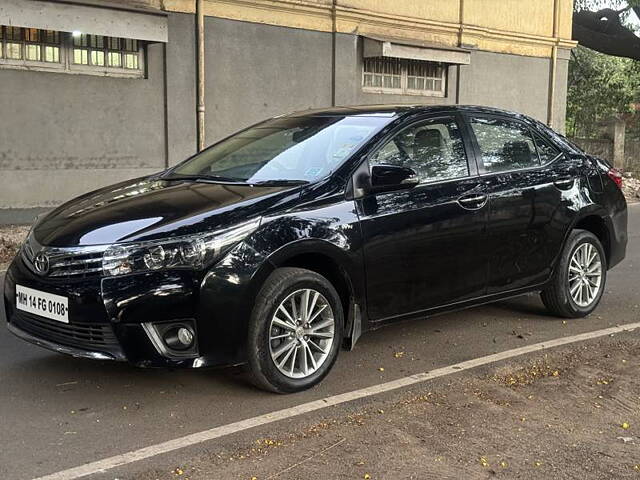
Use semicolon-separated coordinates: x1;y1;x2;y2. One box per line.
368;164;419;193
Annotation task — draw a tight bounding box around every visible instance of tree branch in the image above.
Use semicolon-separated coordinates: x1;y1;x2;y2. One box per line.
573;8;640;60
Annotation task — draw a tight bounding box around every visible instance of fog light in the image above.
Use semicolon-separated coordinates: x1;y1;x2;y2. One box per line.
142;320;198;359
177;327;194;347
162;325;195;351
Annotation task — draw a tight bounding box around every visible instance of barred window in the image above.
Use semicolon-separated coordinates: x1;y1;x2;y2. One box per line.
72;33;141;72
0;26;144;78
363;57;402;90
0;26;61;63
363;57;446;96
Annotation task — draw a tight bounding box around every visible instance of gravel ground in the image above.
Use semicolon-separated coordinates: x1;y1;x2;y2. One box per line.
0;225;28;271
623;174;640;203
130;335;640;480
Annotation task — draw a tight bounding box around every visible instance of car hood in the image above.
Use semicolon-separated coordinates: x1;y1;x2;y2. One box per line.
33;177;302;247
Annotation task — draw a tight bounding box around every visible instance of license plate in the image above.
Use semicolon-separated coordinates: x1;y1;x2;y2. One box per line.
15;284;69;323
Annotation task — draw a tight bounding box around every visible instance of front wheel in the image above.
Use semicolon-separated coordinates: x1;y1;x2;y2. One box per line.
247;267;344;393
541;229;607;318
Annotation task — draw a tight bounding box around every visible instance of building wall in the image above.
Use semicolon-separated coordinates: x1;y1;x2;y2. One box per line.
165;0;576;58
0;41;166;213
200;22;460;144
0;1;576;218
166;12;198;165
458;50;552;123
203;17;333;141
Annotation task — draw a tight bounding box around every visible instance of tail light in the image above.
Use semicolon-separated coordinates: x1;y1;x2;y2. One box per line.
607;168;623;189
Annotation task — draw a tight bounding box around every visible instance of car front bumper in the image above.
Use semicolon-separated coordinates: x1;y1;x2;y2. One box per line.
3;246;264;368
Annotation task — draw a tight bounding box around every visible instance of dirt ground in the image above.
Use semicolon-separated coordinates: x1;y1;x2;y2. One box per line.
623;174;640;203
0;225;28;271
132;335;640;480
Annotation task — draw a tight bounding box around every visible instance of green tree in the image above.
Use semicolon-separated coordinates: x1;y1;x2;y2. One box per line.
567;47;640;138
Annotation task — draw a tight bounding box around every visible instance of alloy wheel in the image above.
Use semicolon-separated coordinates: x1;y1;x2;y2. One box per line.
568;242;603;308
268;288;335;379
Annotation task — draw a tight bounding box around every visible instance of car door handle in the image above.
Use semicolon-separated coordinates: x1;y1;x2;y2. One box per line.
554;177;575;189
457;194;488;210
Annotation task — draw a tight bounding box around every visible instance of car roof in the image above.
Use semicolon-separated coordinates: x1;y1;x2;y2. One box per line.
286;104;533;122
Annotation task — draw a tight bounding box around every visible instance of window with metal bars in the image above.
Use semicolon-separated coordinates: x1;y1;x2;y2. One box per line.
363;57;447;96
72;34;140;71
0;26;144;78
0;26;61;63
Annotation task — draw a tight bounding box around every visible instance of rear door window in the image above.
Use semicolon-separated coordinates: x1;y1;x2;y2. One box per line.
469;116;539;173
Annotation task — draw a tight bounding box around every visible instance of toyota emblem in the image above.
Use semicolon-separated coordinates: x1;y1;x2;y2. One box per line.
33;252;50;275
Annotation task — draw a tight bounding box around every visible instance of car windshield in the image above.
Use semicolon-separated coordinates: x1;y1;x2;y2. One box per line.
167;115;392;183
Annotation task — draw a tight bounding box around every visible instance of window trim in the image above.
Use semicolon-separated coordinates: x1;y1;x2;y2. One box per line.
0;28;145;79
365;113;475;187
362;57;447;98
532;131;564;166
463;113;566;178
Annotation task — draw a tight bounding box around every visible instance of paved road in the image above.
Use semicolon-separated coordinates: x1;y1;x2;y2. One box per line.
1;205;639;480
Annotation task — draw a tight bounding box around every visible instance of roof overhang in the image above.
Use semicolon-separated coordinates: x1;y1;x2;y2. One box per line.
0;0;168;42
362;35;471;65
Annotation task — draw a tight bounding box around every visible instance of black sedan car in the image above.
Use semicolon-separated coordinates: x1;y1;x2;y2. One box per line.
4;105;627;393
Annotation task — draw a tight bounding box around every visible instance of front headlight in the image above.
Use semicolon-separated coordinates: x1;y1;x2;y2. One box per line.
102;218;261;276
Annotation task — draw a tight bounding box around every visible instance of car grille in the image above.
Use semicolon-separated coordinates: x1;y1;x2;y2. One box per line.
11;311;119;351
22;234;107;279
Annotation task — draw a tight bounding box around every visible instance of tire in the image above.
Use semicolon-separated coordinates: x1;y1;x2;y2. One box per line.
541;229;607;318
247;267;344;393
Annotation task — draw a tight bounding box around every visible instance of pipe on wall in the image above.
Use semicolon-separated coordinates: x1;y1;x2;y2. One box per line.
331;0;337;106
455;0;465;105
547;0;560;129
196;0;206;151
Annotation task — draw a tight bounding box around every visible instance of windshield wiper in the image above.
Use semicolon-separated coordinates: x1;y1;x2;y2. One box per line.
251;179;310;186
162;174;245;183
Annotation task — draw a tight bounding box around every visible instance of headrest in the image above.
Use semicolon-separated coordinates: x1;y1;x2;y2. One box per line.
414;129;443;150
502;141;531;164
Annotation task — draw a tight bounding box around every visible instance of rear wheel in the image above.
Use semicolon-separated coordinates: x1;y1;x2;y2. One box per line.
541;229;607;318
247;267;343;393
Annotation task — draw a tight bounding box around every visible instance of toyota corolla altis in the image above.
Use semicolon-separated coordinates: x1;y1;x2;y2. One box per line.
4;105;627;393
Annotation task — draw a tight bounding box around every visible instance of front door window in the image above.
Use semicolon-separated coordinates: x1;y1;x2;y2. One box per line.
370;117;470;184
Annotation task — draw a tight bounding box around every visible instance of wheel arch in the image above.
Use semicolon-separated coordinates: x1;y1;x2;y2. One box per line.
570;212;613;267
254;239;365;348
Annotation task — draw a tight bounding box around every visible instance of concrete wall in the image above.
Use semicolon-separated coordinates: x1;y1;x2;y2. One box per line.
201;23;460;146
458;50;552;124
203;17;333;142
553;51;570;134
165;0;576;60
625;140;640;174
165;12;197;165
0;41;166;212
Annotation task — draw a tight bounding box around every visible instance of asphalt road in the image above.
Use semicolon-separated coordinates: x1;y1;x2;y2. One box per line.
1;205;638;480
